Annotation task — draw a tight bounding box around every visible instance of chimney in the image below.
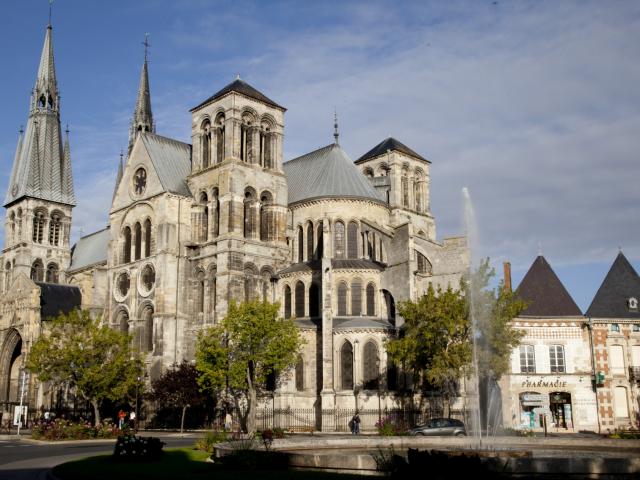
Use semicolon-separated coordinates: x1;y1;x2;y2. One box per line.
503;261;512;292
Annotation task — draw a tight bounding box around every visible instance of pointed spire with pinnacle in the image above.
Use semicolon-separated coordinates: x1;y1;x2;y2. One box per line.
128;33;154;155
4;20;74;207
113;150;124;201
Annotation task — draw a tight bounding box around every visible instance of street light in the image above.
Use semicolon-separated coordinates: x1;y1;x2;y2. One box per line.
353;340;359;413
376;359;382;425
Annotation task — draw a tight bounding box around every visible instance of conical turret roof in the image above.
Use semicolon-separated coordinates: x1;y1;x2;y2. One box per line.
516;256;582;317
586;252;640;319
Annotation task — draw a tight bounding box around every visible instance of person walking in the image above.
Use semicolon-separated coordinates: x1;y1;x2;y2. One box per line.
118;409;126;429
224;411;232;432
350;412;361;435
129;410;136;431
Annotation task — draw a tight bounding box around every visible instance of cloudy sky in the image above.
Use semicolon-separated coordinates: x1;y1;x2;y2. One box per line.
0;0;638;310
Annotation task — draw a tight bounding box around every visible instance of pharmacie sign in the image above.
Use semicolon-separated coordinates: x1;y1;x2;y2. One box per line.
521;378;567;389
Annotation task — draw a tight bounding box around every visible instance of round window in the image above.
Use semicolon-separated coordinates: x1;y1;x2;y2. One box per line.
141;264;156;292
117;272;130;297
133;168;147;195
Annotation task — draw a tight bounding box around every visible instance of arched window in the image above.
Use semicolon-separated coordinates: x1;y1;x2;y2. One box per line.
212;188;220;237
347;222;358;259
309;283;320;317
334;221;345;259
363;341;379;390
144;219;152;257
200;192;209;242
9;212;15;244
383;290;396;324
316;222;323;258
260;192;272;242
209;267;217;320
46;263;59;283
123;226;132;263
297;226;304;262
416;251;432;274
117;310;129;335
134;222;142;260
341;341;354;390
415;179;423;212
295;355;304;391
401;174;409;207
244;189;256;239
260;121;273;169
143;307;154;352
240;115;253;163
295;281;305;317
244;266;257;301
48;212;62;246
215;113;225;164
32;210;46;243
351;279;362;316
366;283;375;316
306;223;314;260
284;285;292;319
337;282;348;316
30;259;44;282
201;120;211;169
4;262;12;291
196;271;205;314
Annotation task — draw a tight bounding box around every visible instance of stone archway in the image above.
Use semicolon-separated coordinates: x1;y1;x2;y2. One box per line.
0;329;23;402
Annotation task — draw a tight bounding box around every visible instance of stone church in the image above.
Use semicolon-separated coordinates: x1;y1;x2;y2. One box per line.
0;23;467;418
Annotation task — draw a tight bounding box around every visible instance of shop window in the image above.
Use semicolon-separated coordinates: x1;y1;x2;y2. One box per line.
519;345;535;373
549;345;565;373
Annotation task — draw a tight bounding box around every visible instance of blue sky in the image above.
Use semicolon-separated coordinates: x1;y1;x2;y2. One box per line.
1;0;639;310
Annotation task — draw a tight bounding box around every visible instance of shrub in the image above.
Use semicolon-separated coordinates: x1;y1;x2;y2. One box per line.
194;430;228;453
31;419;127;441
272;427;286;439
499;427;535;437
113;434;165;461
375;417;409;436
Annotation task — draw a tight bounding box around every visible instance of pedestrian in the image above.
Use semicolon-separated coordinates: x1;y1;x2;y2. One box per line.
118;409;126;429
224;411;232;432
350;412;361;435
44;410;50;424
129;411;136;431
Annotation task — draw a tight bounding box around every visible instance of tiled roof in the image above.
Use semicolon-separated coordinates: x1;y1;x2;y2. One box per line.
332;259;384;270
70;227;110;271
586;252;640;319
284;143;385;205
333;318;395;330
36;282;82;319
355;137;429;164
191;78;284;112
141;133;192;197
515;256;582;317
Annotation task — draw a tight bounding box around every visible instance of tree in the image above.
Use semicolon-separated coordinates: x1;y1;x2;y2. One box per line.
27;309;143;426
195;300;302;434
149;361;205;434
386;283;471;415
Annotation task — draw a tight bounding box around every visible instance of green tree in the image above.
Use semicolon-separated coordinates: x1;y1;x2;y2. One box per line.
27;309;143;426
195;300;302;434
149;361;206;435
387;283;471;414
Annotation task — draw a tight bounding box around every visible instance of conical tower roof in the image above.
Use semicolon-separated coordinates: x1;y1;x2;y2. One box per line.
586;252;640;319
4;23;74;207
516;256;582;317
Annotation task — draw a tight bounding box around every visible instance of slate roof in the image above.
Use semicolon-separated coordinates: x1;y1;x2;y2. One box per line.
284;143;386;205
191;78;284;112
355;137;429;164
36;282;82;319
515;256;582;317
141;133;192;197
333;317;395;330
332;259;384;270
586;252;640;319
70;227;110;271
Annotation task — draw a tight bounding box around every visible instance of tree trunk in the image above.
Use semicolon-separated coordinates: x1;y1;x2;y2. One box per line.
91;400;101;427
180;405;188;435
246;363;257;434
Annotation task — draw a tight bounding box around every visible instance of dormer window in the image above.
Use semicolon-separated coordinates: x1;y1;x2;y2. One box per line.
628;297;638;311
610;323;620;333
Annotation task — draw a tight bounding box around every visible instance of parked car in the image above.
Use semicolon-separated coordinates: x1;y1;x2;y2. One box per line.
409;418;467;436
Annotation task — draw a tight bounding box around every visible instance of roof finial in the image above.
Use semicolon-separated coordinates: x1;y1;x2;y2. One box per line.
19;125;24;135
333;110;339;144
120;148;124;161
48;0;53;27
65;123;69;136
142;33;150;62
537;241;543;257
236;73;241;80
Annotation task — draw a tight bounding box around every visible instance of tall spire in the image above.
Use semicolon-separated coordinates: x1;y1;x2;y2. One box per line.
4;22;74;207
128;33;154;155
113;150;124;201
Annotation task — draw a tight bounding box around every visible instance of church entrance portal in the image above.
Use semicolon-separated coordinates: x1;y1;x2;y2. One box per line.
1;329;23;403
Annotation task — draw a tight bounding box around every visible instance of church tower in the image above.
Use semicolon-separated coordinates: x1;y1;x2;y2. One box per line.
2;21;75;292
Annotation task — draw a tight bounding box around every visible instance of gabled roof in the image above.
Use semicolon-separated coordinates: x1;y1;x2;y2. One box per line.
515;256;582;317
284;143;385;205
70;227;110;272
140;133;192;197
586;252;640;319
191;78;285;112
355;137;429;164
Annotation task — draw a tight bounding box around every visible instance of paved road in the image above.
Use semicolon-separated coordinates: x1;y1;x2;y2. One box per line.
0;433;199;480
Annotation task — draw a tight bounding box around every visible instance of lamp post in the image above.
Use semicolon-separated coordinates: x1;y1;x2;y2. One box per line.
134;375;141;433
353;340;359;412
376;359;382;425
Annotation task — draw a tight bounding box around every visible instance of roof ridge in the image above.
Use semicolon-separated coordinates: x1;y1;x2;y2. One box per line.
285;143;336;164
141;131;191;148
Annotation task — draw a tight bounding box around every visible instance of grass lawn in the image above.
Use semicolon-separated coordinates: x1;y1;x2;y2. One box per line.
52;447;365;480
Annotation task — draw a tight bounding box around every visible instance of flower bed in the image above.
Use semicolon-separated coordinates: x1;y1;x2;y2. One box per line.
114;434;165;461
31;419;128;440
